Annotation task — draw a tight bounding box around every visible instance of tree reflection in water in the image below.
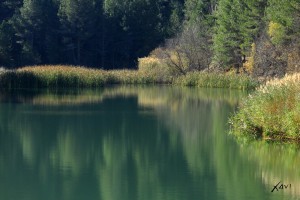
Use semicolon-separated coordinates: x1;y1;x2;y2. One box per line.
0;86;297;200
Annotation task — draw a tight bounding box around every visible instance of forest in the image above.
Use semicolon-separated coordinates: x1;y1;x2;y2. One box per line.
0;0;299;73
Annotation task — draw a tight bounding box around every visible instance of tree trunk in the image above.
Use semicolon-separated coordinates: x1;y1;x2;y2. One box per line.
77;38;81;65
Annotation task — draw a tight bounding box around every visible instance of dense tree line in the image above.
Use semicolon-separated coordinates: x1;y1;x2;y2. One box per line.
0;0;299;70
0;0;184;69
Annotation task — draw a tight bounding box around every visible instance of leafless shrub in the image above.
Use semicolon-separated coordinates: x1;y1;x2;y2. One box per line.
163;22;213;75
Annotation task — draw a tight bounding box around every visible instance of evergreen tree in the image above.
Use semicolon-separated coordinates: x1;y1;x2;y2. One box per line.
213;0;240;68
239;0;266;51
0;0;23;67
16;0;45;64
12;0;60;65
58;0;99;65
0;0;22;21
184;0;217;24
0;21;19;67
213;0;266;69
167;0;184;35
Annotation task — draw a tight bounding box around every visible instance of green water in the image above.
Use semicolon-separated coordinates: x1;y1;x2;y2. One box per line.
0;86;299;200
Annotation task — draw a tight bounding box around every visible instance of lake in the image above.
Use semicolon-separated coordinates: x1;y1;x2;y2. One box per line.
0;86;299;200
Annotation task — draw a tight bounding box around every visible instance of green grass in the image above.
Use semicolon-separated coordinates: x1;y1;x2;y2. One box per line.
230;73;300;141
0;65;258;90
174;72;258;90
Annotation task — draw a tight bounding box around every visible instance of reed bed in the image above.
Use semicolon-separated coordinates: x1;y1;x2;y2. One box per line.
230;73;300;141
0;65;160;88
0;65;257;89
174;72;258;90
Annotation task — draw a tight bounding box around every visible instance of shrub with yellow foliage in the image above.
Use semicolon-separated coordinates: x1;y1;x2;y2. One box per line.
268;21;286;45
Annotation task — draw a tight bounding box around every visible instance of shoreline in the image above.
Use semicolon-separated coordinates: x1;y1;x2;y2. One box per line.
0;65;258;90
2;65;298;143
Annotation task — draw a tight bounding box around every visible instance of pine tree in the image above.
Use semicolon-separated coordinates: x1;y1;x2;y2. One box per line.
58;0;98;65
239;0;266;52
12;0;60;65
16;0;45;64
168;0;184;35
213;0;266;69
0;0;22;21
0;1;23;67
0;21;19;67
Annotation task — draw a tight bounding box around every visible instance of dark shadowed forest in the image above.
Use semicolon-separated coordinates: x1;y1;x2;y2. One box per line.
0;0;299;74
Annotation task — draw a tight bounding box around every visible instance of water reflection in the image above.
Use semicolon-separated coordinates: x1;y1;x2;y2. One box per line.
0;86;298;200
239;141;300;198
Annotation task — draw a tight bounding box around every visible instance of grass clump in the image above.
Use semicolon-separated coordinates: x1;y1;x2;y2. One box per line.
19;65;108;88
174;72;258;90
230;73;300;141
107;69;166;84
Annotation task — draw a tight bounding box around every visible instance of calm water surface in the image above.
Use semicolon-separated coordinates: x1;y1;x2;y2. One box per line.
0;86;299;200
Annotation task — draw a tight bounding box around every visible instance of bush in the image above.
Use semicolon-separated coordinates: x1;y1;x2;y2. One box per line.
230;73;300;141
138;56;172;83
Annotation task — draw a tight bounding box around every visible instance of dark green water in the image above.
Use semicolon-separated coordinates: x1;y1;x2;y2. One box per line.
0;86;299;200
